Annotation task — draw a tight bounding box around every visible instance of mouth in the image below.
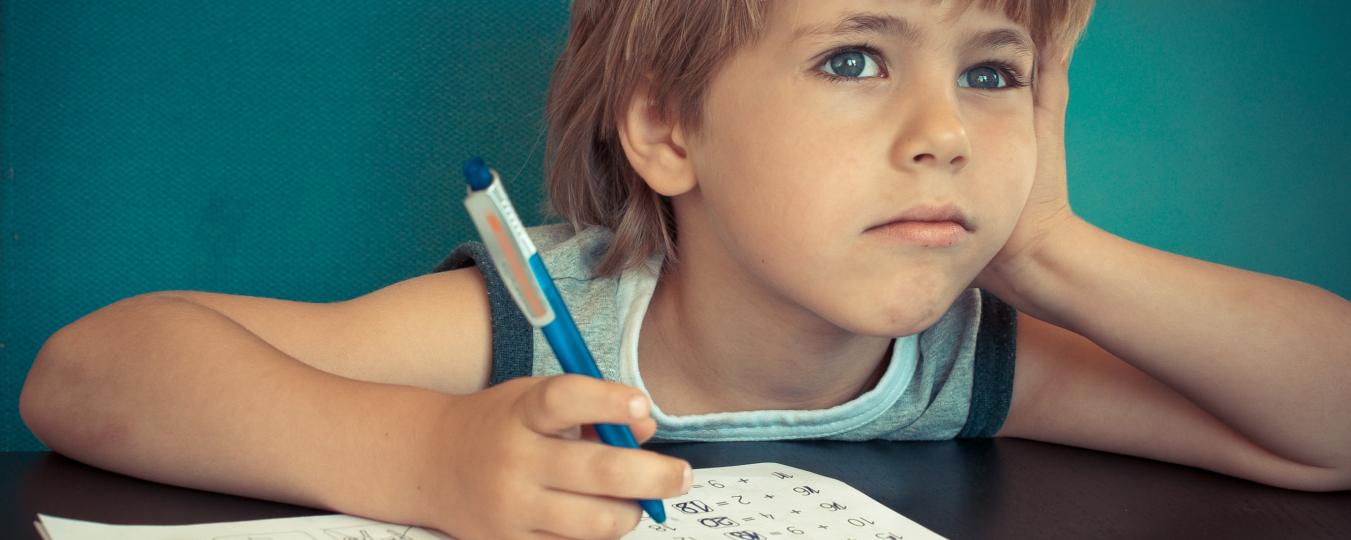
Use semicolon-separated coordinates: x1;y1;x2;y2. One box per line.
866;203;973;248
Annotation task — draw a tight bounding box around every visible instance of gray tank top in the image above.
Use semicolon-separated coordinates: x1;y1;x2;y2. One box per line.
434;224;1016;441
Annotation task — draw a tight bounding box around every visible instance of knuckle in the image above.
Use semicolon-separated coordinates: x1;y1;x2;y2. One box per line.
533;379;560;413
589;509;625;538
508;383;542;420
539;376;578;412
614;506;642;535
590;450;630;488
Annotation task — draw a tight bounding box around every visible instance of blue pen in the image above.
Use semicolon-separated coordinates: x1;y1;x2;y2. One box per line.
461;157;667;524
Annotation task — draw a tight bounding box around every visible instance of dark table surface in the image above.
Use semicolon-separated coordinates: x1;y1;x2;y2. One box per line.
6;439;1350;539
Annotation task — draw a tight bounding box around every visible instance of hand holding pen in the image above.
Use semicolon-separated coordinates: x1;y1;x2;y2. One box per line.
420;374;687;539
448;157;687;535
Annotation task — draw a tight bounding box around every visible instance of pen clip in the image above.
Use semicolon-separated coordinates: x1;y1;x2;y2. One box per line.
464;171;556;327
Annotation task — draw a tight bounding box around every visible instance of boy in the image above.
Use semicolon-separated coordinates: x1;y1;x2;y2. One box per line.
19;1;1351;539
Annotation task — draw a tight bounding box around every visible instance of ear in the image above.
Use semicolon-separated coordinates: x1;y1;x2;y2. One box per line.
616;80;697;197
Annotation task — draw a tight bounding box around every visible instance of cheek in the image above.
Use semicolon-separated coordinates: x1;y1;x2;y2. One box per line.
694;84;841;240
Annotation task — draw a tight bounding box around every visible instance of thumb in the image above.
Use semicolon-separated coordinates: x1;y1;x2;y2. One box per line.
516;375;651;436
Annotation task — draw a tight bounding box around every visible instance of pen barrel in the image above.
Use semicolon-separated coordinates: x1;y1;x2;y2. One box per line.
535;258;643;451
592;422;641;448
535;257;665;520
538;272;665;522
462;160;666;522
534;257;606;379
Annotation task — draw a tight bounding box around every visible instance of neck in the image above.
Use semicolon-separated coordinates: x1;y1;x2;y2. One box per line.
638;251;893;416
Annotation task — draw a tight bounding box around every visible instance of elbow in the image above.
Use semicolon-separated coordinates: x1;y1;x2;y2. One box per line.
20;323;84;450
20;293;174;453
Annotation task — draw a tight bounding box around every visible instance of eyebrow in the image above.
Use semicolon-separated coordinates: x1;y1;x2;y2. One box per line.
966;28;1034;59
792;12;923;43
792;12;1034;59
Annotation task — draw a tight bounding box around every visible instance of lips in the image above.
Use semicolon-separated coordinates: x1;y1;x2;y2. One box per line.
869;203;972;232
865;203;973;248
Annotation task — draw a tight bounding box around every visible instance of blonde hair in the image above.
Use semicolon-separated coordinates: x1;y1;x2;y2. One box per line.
545;0;1095;277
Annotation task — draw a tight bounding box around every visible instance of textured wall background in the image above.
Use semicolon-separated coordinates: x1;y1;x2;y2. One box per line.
3;1;1349;450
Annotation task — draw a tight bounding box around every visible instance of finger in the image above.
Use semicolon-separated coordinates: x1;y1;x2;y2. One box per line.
539;438;691;499
1033;50;1071;175
1034;49;1070;119
581;418;657;443
517;375;651;436
631;417;658;443
531;489;645;540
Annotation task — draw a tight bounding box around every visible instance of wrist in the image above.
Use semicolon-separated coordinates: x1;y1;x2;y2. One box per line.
311;382;458;527
983;214;1099;326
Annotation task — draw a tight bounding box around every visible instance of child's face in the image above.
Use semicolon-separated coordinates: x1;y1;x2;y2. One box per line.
682;0;1038;336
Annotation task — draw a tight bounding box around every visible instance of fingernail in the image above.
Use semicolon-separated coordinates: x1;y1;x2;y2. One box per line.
629;396;649;419
681;464;693;493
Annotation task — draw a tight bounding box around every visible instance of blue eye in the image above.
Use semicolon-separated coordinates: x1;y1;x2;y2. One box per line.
819;49;883;79
958;66;1006;89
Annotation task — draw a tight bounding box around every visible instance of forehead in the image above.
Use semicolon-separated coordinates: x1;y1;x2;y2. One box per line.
766;0;1031;51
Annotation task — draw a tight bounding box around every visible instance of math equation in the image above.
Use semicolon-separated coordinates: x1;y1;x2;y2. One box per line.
623;463;944;540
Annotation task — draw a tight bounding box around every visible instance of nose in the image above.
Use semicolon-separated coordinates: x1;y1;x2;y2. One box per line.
891;88;971;174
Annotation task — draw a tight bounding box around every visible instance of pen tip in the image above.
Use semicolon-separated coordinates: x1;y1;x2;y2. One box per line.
644;500;667;523
463;157;493;190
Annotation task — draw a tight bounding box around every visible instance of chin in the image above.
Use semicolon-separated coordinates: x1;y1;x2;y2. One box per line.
839;290;960;338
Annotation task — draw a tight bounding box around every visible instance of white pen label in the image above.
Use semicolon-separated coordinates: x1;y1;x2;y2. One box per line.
465;181;555;326
484;182;535;258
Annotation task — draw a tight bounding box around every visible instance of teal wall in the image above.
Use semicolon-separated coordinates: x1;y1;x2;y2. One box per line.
2;1;1348;450
1067;1;1350;293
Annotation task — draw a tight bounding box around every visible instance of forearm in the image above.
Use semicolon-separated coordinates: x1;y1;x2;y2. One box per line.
1005;218;1351;469
20;294;449;524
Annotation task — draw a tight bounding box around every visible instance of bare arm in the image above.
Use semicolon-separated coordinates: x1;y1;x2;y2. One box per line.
19;268;493;521
19;268;687;538
997;217;1351;491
